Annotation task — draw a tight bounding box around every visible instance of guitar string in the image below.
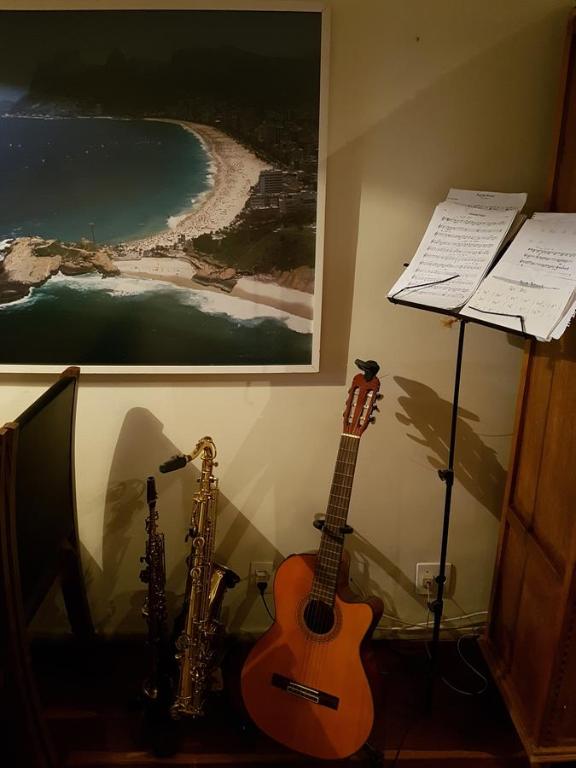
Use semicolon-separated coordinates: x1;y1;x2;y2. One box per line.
312;434;358;686
307;434;359;689
306;435;350;685
306;436;343;687
305;437;346;684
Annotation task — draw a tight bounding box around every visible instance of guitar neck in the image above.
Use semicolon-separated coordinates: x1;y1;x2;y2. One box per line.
311;433;360;604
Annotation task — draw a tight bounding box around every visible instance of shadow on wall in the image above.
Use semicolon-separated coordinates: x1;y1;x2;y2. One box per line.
97;406;283;635
394;377;506;519
29;540;102;636
214;505;283;635
98;406;187;633
348;529;478;627
347;530;417;619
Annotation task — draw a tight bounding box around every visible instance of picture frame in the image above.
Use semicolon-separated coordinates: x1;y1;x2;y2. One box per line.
0;1;329;373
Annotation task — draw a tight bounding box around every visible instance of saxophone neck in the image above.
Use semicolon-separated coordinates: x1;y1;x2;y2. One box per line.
189;436;217;465
193;438;218;499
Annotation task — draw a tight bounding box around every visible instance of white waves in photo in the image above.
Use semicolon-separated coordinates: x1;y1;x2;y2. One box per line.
30;273;311;334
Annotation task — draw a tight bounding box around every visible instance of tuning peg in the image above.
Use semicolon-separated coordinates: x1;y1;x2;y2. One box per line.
376;393;384;400
369;416;376;424
373;405;380;412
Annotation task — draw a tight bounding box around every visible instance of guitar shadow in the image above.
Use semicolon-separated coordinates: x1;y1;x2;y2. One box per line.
346;531;421;618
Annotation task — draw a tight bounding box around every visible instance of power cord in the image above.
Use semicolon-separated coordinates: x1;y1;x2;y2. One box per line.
350;577;487;632
389;585;487;766
423;588;488;697
257;581;275;622
439;635;488;697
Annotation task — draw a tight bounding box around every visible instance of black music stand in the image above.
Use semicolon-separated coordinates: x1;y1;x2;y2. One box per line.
388;291;532;708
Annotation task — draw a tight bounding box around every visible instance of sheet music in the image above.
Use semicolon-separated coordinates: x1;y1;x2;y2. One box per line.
532;212;576;222
531;215;576;337
460;216;576;340
387;201;518;310
461;278;574;338
531;212;576;233
446;189;527;211
551;295;576;339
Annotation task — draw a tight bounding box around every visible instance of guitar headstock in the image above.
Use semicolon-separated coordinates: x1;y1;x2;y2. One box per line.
342;359;382;437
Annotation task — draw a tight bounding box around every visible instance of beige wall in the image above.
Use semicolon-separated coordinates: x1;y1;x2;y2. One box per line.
1;0;571;636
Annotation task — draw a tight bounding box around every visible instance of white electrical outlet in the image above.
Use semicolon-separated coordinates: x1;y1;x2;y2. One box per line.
415;562;452;596
250;561;273;592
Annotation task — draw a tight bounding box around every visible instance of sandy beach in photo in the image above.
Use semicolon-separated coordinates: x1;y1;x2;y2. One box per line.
112;123;314;322
231;277;313;320
115;256;195;280
120;119;271;255
115;256;313;321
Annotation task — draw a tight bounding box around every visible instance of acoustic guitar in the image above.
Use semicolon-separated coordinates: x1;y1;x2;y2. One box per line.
241;359;383;760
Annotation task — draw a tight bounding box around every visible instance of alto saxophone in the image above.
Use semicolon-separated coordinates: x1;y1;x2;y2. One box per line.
160;437;239;719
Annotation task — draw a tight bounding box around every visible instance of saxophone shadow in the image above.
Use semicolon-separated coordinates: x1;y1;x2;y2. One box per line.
100;407;199;635
99;406;282;640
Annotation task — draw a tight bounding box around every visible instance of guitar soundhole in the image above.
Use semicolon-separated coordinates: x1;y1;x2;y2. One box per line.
303;599;335;635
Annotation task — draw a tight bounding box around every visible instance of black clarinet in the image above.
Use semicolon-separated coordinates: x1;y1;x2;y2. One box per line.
139;476;177;755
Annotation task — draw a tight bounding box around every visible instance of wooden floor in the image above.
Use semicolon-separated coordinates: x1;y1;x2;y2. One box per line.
31;638;527;768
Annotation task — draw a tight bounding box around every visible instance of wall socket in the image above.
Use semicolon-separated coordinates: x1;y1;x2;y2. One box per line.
415;562;452;596
250;561;273;593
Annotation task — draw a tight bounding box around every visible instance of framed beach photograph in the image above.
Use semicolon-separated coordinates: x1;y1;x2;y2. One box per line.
0;1;328;373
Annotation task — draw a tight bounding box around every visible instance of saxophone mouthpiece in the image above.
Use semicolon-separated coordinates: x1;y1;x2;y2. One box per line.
146;476;157;505
159;454;190;473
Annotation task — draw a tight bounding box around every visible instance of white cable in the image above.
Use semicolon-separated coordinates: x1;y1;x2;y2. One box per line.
420;600;488;696
441;635;489;696
376;609;487;632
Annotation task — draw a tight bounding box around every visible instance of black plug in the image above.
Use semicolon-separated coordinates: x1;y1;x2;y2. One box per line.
257;580;275;622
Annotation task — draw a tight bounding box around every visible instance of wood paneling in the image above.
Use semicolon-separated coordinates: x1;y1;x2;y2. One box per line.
544;591;576;746
490;518;527;670
508;540;562;736
483;15;576;760
532;353;576;572
509;352;553;526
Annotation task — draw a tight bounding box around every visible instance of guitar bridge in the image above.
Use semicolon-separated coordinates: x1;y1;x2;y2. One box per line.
271;673;339;710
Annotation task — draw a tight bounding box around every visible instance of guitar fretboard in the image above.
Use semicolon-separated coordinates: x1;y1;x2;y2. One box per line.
311;433;360;605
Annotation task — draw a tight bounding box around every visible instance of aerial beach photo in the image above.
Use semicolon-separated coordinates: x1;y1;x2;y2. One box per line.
0;8;325;370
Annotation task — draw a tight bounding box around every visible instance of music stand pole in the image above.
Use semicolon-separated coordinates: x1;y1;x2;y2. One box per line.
426;318;467;709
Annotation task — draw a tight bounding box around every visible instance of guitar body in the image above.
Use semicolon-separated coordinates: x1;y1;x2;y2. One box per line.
241;552;383;760
242;362;383;759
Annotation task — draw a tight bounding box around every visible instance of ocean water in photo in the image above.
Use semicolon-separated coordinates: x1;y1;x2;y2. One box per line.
0;275;312;366
0;116;312;367
0;116;211;243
